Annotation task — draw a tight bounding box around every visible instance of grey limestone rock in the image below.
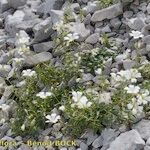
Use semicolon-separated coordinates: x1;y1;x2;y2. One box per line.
7;0;27;9
23;52;52;66
69;22;90;41
32;17;53;43
91;3;123;22
132;119;150;140
92;136;103;148
108;130;145;150
37;0;65;15
0;0;10;13
85;33;99;44
5;10;25;35
33;41;54;53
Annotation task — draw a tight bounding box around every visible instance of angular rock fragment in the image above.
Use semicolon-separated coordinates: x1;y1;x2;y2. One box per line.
36;0;64;15
16;18;41;33
69;22;90;41
108;130;145;150
32;17;54;43
33;41;54;53
7;0;27;9
132;119;150;140
91;3;123;22
5;10;25;35
85;33;99;44
0;0;10;13
23;52;52;66
50;10;64;25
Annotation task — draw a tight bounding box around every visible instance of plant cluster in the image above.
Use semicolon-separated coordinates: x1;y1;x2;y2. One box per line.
3;12;149;139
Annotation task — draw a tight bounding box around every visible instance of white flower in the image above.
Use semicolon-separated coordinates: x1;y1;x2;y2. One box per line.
0;104;10;112
111;69;142;87
45;113;61;124
16;31;30;45
98;92;111;104
0;119;5;124
59;105;65;111
127;103;133;110
72;91;92;109
137;89;150;105
132;105;143;115
64;33;79;46
52;20;64;32
127;98;144;116
91;48;99;56
12;58;24;63
21;124;25;131
129;31;144;39
95;68;102;75
22;69;36;77
17;45;30;56
72;91;83;102
124;85;140;94
76;96;92;109
18;37;29;45
36;92;52;99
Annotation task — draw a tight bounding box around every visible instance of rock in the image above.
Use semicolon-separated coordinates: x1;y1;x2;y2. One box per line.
60;148;67;150
0;65;11;78
123;59;136;70
0;0;10;13
108;130;145;150
110;18;122;29
7;0;27;9
50;10;64;25
123;11;133;18
142;35;150;44
69;22;90;41
70;3;80;13
15;18;41;32
91;3;123;22
37;0;65;16
84;14;92;25
101;128;120;150
0;52;12;64
81;73;94;83
101;25;111;33
0;86;14;104
144;146;150;150
103;58;112;75
92;136;103;148
0;123;9;138
18;144;32;150
1;136;14;141
142;24;150;36
23;52;52;66
15;30;30;47
127;18;145;31
5;10;25;35
147;3;150;14
83;1;99;14
81;130;98;146
78;43;93;51
80;142;88;150
85;33;99;44
32;17;54;43
132;119;150;140
146;137;150;146
53;123;62;132
41;128;52;136
33;41;54;53
121;0;133;6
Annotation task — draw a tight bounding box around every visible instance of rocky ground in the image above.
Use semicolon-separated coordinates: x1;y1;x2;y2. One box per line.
1;0;150;150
